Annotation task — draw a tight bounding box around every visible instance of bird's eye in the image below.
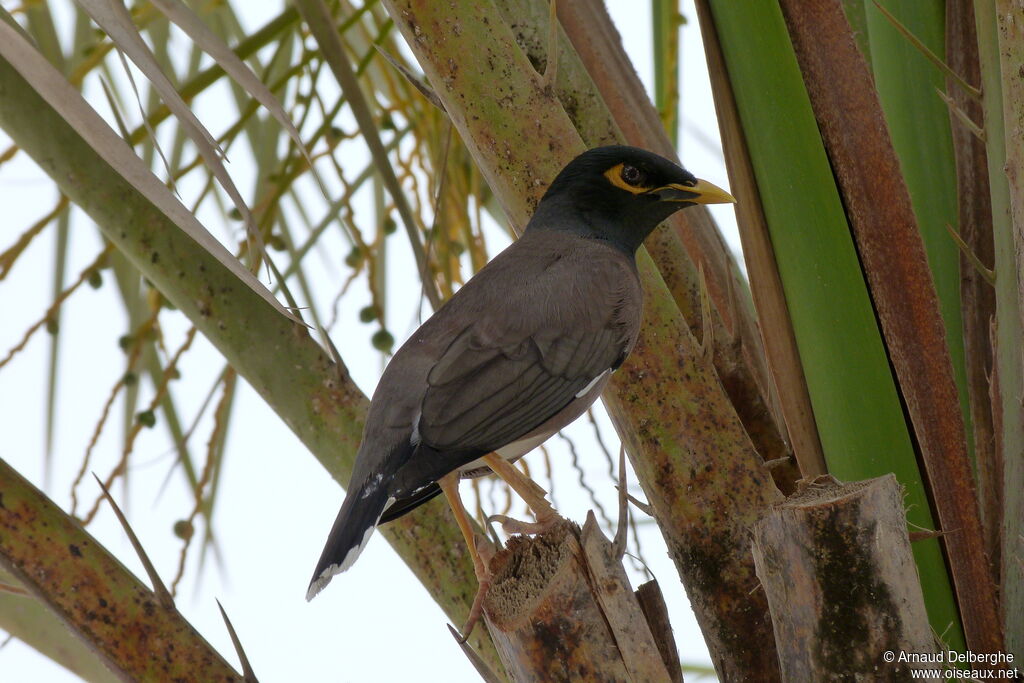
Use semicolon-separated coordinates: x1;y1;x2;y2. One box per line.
620;164;645;187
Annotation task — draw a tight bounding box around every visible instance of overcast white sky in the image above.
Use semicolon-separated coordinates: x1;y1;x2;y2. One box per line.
0;1;737;680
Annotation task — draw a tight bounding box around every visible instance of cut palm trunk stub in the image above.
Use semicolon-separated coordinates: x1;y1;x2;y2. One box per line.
483;515;678;682
752;475;940;681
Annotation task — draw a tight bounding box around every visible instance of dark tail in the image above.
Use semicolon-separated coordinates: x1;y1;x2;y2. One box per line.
306;473;392;601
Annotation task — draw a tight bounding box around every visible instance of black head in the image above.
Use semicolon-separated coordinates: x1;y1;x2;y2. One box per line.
527;146;735;253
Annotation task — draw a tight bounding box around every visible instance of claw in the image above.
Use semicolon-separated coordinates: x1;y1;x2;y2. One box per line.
457;573;493;643
488;512;562;536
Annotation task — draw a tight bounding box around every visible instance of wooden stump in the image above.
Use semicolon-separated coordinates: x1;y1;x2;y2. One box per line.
752;474;940;681
483;514;679;682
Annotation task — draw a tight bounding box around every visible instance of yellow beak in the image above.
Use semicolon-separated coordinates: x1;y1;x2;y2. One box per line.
649;178;737;205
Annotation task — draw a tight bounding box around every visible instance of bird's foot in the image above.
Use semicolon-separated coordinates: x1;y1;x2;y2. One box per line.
488;510;563;536
481;452;563;533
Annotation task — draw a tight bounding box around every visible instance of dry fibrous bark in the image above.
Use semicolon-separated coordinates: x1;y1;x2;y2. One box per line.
752;475;940;681
483;516;676;683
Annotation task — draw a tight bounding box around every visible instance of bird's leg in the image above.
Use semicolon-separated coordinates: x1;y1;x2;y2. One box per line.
438;471;490;643
482;452;562;535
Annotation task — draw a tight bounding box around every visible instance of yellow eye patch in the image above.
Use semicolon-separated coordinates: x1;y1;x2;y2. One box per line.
603;163;649;195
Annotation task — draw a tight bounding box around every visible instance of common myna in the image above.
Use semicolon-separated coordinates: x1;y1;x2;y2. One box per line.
307;145;734;633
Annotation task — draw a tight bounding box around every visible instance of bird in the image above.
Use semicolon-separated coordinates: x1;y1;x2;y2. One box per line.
306;145;735;635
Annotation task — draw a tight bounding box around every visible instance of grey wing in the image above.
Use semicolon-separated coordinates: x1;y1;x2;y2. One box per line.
417;320;626;453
